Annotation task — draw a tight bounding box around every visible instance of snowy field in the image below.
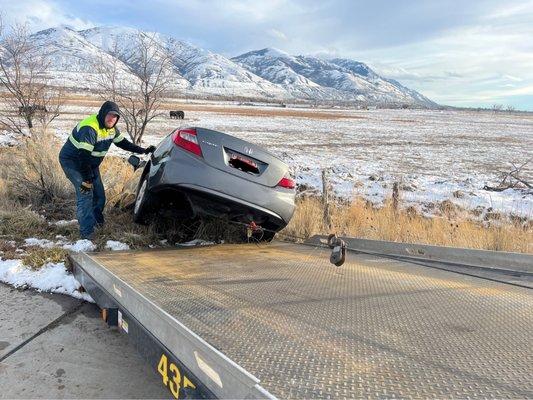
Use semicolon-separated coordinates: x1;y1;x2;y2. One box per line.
2;101;533;220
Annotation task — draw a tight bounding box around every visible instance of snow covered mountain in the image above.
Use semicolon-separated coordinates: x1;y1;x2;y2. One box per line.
232;48;436;107
23;27;435;107
157;35;287;98
78;26;190;92
29;27;134;90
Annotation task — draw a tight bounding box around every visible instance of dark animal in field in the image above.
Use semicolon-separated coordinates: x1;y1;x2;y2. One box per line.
169;110;184;119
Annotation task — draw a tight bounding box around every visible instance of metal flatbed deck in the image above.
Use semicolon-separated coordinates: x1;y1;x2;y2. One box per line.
71;242;533;399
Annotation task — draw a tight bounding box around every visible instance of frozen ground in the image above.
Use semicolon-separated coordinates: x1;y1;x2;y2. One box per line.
0;237;133;300
2;101;532;220
0;234;217;299
0;259;93;301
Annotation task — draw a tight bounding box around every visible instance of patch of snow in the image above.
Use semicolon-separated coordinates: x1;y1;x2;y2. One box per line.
51;219;78;227
0;130;21;147
23;238;96;252
0;258;93;302
105;240;130;251
24;238;57;248
63;240;97;252
177;239;215;247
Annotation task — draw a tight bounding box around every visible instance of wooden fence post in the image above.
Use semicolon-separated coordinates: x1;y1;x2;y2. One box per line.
392;181;400;212
322;169;332;230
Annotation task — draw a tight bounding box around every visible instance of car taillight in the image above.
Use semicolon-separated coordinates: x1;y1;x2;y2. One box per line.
172;128;203;157
277;173;295;189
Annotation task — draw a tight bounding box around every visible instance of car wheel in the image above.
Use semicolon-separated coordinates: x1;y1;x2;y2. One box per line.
133;173;153;224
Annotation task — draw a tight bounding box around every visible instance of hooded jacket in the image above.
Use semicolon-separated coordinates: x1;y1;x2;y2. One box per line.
59;101;145;182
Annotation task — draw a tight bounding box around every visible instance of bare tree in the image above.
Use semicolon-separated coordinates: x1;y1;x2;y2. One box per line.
92;31;174;144
0;17;64;135
506;104;516;113
91;40;122;102
491;104;503;113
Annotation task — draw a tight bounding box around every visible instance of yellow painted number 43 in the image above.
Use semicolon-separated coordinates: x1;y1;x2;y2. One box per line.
157;354;196;399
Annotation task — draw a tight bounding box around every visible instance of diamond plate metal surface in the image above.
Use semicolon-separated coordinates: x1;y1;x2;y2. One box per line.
92;243;533;399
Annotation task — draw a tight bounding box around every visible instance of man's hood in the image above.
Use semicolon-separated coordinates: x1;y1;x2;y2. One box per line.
97;101;121;128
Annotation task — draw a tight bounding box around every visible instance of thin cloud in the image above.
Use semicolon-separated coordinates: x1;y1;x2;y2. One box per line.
267;28;288;41
0;0;95;31
0;0;532;110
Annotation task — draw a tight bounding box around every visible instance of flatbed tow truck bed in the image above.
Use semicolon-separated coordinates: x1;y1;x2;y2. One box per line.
70;241;533;399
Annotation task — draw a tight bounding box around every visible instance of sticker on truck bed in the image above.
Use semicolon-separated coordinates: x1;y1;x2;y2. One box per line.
157;353;196;399
113;283;122;297
117;310;128;333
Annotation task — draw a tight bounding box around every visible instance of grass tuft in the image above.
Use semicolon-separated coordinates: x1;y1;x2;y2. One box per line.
0;207;49;239
21;247;68;270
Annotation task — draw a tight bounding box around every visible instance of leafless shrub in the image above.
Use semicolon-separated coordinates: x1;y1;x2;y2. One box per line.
0;129;73;216
91;31;174;144
484;159;532;192
0;17;64;135
99;155;137;209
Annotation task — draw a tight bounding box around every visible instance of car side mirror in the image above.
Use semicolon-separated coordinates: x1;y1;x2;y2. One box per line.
127;155;146;171
128;155;140;168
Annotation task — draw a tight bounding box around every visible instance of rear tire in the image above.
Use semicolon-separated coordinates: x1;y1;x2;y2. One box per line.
133;173;153;225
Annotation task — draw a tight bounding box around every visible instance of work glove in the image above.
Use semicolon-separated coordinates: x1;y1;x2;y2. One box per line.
80;181;93;193
143;145;156;154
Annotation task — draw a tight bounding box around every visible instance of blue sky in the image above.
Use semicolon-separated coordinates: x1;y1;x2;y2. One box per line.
1;0;533;110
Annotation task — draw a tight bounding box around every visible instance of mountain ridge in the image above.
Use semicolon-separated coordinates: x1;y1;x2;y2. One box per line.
22;26;436;107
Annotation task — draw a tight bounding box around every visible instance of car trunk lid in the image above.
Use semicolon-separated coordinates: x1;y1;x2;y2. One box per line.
194;127;288;187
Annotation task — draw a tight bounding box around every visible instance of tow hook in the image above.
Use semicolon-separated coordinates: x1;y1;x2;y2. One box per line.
327;234;346;267
246;221;263;239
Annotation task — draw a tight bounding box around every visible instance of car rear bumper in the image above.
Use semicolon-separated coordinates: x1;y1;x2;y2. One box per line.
174;183;288;230
148;150;296;225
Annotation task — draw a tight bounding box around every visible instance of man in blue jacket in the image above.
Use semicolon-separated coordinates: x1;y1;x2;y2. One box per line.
59;101;155;240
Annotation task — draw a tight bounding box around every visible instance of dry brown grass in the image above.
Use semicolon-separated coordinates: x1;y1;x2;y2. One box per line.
0;239;19;260
22;247;68;270
0;129;73;218
197;107;361;120
49;93;362;120
282;197;533;253
0;206;49;239
100;155;138;209
91;208;158;250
